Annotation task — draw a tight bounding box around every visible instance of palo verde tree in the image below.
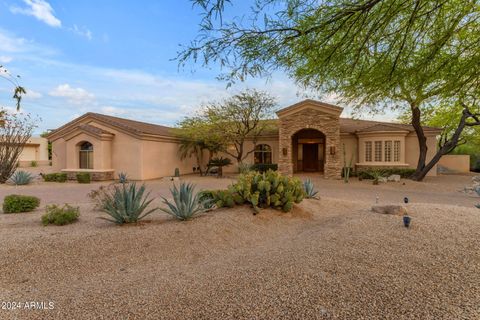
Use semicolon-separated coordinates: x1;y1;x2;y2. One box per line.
200;89;276;165
179;0;480;181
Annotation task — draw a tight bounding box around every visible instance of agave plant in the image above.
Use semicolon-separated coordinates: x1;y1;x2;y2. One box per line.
303;179;319;199
8;170;34;185
160;182;206;220
118;172;128;184
99;182;157;224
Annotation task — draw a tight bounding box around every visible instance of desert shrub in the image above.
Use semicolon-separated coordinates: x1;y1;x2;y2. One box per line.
2;194;40;213
231;170;304;214
118;172;128;184
357;168;416;180
30;161;38;167
43;173;67;182
76;173;91;184
303;179;319;199
41;204;79;226
212;189;237;208
250;163;278;173
197;190;216;209
98;182;157;224
8;171;34;185
174;168;180;177
160;183;206;220
238;163;252;174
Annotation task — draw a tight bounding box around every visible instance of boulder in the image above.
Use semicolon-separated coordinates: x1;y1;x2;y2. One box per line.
472;176;480;183
378;177;388;183
371;205;407;215
387;174;401;182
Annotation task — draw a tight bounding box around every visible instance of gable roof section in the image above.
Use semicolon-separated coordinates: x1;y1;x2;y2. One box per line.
276;99;344;118
48;112;175;141
339;118;440;134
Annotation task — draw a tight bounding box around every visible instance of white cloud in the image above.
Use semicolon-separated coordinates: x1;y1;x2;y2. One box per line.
0;28;57;57
99;106;127;116
0;56;13;63
49;84;94;104
10;0;61;28
70;25;92;40
25;89;42;99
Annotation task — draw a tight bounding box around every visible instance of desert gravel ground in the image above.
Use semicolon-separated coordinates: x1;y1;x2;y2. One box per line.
0;171;479;319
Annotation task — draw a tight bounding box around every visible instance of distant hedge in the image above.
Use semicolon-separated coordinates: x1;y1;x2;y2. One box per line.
43;173;67;182
357;168;416;179
250;163;278;173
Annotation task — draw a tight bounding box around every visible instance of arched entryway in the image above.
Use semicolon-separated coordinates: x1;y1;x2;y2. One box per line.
292;129;325;173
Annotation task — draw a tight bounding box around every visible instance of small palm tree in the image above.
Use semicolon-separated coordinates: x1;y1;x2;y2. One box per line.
208;157;232;177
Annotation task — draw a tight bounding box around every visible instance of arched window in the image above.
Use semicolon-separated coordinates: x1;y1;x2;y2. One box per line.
79;141;93;169
254;144;272;164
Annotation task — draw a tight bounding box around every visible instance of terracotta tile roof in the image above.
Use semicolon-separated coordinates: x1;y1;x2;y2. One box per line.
339;118;440;134
78;124;114;135
85;113;174;137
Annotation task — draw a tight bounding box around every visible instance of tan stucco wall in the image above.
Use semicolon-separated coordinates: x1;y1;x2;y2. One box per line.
340;134;358;167
221;138;279;173
141;140;202;180
18;137;49;166
437;154;470;173
405;133;438;176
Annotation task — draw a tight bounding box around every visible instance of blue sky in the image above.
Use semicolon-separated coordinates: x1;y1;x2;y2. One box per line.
0;0;347;134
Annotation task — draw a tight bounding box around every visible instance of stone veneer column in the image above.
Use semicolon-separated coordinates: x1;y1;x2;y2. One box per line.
277;108;342;179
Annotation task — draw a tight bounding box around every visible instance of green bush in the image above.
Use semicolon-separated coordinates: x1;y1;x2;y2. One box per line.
160;183;206;220
197;190;216;210
250;163;278;173
2;195;40;213
357;168;416;179
231;170;304;214
76;173;91;184
43;173;67;182
8;171;34;185
41;204;79;226
30;161;38;167
99;182;157;224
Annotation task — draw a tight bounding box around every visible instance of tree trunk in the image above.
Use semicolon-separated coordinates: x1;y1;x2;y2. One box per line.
410;104;429;181
411;106;471;181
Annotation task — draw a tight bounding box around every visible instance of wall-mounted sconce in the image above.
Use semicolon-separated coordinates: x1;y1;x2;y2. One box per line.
282;147;288;156
329;146;336;155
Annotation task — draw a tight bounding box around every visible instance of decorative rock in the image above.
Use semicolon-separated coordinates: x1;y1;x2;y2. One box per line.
371;205;407;215
378;177;388;183
472;176;480;183
387;174;401;182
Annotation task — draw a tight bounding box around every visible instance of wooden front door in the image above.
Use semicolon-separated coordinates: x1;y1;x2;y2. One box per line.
302;143;318;172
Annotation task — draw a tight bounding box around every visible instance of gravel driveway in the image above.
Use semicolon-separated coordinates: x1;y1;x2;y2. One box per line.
0;173;478;319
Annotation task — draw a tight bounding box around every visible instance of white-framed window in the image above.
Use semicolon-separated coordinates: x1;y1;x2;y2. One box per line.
374;141;382;162
384;141;392;162
394;140;401;162
365;141;372;162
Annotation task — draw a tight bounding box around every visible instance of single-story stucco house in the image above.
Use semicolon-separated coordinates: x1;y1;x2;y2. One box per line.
18;137;50;167
48;99;443;180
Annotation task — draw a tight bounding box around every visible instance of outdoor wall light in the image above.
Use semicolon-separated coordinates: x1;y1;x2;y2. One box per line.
329;146;336;155
282;148;288;156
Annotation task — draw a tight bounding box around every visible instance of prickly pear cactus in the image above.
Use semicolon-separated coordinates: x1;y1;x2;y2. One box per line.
231;169;305;214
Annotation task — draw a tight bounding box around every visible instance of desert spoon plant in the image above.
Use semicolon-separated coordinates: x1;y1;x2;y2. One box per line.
99;182;157;224
160;182;206;220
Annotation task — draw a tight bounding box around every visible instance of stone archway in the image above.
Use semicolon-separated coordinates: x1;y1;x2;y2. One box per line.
276;100;343;179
